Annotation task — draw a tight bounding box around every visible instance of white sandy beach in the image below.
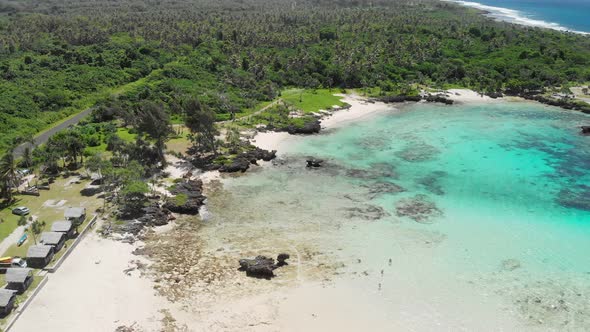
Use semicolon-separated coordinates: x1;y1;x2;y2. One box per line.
252;94;399;153
10;222;184;332
252;90;502;153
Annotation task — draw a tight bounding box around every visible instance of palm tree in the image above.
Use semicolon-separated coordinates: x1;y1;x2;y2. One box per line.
0;150;18;201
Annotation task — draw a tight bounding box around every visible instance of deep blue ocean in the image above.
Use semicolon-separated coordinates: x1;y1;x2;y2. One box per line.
453;0;590;33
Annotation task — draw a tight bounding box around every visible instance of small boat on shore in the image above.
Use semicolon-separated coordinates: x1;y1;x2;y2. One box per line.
17;234;28;246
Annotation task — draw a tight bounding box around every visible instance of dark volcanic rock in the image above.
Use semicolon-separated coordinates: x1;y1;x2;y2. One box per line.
122;204;172;235
239;254;290;279
581;126;590;135
285;120;321;134
377;95;422;103
395;194;442;223
219;148;277;173
516;93;590;114
219;158;251;173
163;179;206;214
487;91;504;99
425;95;454;105
306;158;324;168
344;204;390;220
277;253;290;267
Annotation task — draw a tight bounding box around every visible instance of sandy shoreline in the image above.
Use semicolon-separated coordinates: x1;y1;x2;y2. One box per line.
11;220;176;332
252;89;503;152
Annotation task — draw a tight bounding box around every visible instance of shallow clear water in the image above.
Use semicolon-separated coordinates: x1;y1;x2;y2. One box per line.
209;101;590;329
295;102;590;273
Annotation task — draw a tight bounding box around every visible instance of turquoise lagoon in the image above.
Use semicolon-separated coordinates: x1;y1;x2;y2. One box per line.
208;101;590;330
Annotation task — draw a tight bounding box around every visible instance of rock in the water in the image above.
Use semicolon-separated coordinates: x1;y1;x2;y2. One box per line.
501;259;522;271
306;158;324;168
219;148;277;173
163;179;207;214
581;126;590;135
238;254;290;279
395;194;442;223
277;253;290;267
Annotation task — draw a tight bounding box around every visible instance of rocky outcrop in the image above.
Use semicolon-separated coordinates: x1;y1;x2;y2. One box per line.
425;95;454;105
122;204;172;235
486;91;504;99
376;95;422;103
219;147;277;173
285;119;321;134
219;158;251;173
306;158;324;168
238;254;290;279
376;94;453;105
516;94;590;114
163;179;206;214
581;126;590;135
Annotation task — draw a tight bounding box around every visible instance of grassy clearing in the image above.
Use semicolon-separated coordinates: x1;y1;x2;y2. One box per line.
167;125;191;155
0;176;102;257
281;88;346;113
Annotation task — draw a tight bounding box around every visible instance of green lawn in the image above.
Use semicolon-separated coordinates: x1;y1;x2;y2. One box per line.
167;125;191;155
281;88;346;113
0;176;102;257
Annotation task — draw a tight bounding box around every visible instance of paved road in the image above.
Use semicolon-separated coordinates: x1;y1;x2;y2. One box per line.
13;108;94;158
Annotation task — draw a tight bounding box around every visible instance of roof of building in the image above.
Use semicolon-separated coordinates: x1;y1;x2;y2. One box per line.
40;232;65;246
0;289;16;307
51;220;73;233
5;268;32;284
64;207;86;219
27;245;53;258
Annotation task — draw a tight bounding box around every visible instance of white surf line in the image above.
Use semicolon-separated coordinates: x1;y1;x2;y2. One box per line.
442;0;589;35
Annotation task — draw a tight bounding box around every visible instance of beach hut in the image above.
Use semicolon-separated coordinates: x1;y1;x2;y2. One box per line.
5;268;33;294
64;207;86;225
51;220;76;238
0;289;16;317
26;245;54;268
40;232;66;252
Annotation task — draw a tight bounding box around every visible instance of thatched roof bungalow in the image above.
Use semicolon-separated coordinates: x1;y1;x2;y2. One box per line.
26;245;54;268
5;268;33;294
64;207;86;225
40;232;66;252
0;289;16;317
50;220;75;238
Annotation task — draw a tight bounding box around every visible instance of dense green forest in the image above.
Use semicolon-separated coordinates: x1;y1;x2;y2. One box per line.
1;0;590;150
